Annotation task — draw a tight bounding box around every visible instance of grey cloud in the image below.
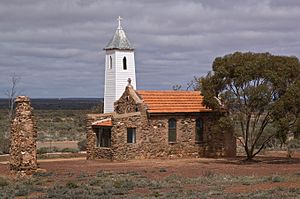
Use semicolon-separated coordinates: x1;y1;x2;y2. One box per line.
0;0;299;97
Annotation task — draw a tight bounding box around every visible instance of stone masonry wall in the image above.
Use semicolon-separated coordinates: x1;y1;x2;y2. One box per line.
111;112;234;160
86;113;113;160
114;86;143;114
87;87;236;160
87;112;236;160
10;96;37;176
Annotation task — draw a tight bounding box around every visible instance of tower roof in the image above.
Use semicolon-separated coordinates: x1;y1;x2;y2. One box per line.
104;17;134;50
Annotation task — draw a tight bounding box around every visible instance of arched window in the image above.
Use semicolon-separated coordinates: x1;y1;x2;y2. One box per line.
123;56;127;70
109;56;112;69
195;118;203;143
168;118;176;142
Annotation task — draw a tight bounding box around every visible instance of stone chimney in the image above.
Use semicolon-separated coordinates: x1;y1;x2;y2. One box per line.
10;96;37;176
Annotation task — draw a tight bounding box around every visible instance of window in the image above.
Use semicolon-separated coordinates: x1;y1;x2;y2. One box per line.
127;128;136;143
195;118;203;143
109;56;112;69
123;56;127;70
168;118;176;142
96;127;111;147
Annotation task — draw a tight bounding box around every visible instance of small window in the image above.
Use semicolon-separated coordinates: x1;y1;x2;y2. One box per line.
123;57;127;70
109;56;112;69
127;128;136;143
96;127;111;147
195;118;203;143
168;118;176;142
115;105;119;113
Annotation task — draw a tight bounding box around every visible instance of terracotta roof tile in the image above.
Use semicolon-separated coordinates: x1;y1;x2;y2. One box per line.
136;90;211;113
92;118;112;127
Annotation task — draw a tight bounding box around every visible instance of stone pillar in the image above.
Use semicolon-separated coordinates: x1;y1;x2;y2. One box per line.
10;96;37;176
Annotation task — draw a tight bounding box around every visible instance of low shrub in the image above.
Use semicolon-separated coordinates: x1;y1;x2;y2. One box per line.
265;175;285;183
287;139;300;158
203;170;215;178
0;176;9;187
61;148;79;153
66;181;78;189
37;147;59;154
77;139;87;151
159;167;167;172
0;136;10;154
15;184;30;196
33;171;54;177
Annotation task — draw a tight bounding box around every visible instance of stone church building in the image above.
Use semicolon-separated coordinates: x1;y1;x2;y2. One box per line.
86;17;236;160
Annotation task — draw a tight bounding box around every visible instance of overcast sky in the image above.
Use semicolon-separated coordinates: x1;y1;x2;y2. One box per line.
0;0;300;98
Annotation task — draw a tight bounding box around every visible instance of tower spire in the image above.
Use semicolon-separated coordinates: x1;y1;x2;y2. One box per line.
104;16;133;50
117;16;122;30
103;17;136;113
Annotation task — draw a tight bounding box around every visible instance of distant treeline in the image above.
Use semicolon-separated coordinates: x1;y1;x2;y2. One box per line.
0;98;103;110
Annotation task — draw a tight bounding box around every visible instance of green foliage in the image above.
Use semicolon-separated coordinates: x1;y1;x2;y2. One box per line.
34;109;88;141
211;116;234;135
37;147;59;154
287;139;300;150
159;167;167;172
60;148;79;153
0;110;9;154
0;170;299;198
77;139;87;151
66;181;79;189
201;52;300;160
265;175;285;183
0;135;10;155
37;146;79;154
0;176;9;187
90;103;104;113
33;171;54;177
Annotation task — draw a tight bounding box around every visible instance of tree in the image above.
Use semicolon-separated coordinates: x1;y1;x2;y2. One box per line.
172;76;201;91
0;74;19;154
5;74;19;133
200;52;300;160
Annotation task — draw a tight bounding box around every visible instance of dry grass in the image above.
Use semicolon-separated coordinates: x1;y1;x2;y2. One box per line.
0;154;299;198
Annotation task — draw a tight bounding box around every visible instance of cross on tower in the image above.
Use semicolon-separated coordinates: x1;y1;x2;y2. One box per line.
117;16;123;29
127;78;132;86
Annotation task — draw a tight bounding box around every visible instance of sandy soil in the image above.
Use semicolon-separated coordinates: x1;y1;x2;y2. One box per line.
1;153;299;178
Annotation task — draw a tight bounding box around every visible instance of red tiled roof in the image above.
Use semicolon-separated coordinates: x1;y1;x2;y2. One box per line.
92;119;112;127
136;90;211;113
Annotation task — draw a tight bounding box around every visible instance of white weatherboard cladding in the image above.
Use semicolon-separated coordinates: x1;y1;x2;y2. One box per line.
104;51;115;113
115;51;136;99
104;50;136;113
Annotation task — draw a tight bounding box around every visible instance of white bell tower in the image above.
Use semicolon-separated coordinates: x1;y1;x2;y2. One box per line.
103;16;136;113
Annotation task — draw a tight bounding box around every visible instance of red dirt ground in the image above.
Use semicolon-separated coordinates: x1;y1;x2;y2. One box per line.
1;152;299;178
1;151;299;193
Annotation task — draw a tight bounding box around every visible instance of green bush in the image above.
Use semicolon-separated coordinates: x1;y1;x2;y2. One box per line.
33;171;54;177
37;147;59;154
0;176;9;187
159;167;167;172
265;175;285;183
287;139;300;150
0;136;10;154
61;148;79;153
77;139;87;151
15;184;30;196
66;181;78;189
